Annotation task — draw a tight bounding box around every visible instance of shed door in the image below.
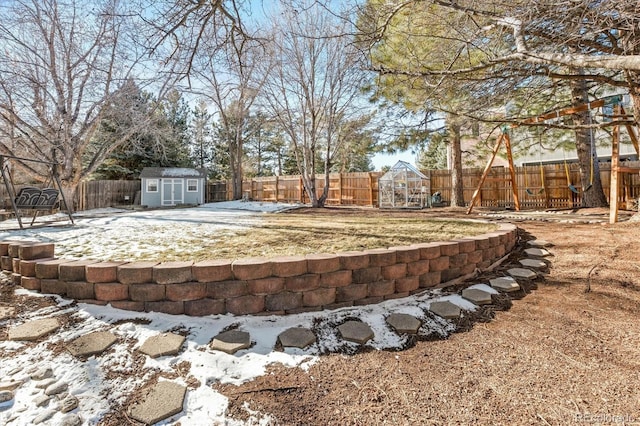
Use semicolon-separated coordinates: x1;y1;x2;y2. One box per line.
162;178;183;206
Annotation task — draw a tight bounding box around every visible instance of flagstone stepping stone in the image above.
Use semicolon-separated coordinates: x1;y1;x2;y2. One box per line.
490;276;520;292
31;367;54;381
67;331;117;358
519;258;547;269
60;394;79;413
277;327;316;349
386;313;421;334
507;267;538;280
0;306;15;320
8;318;60;341
462;288;493;305
524;247;551;257
429;301;461;319
33;408;56;424
337;321;374;345
34;394;51;407
0;390;14;410
139;332;185;358
44;381;68;396
59;414;82;426
527;239;550;247
210;330;251;354
127;381;186;425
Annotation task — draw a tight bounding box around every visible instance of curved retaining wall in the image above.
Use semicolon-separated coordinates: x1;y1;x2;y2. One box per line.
0;223;517;316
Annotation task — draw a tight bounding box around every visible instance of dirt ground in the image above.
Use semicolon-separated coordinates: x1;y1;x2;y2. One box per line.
217;207;640;425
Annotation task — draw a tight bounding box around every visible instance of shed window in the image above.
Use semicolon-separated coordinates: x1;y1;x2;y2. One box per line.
146;179;158;192
187;179;198;192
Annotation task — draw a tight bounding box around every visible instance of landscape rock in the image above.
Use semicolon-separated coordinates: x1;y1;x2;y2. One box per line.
0;390;14;410
60;394;79;413
33;394;51;407
30;367;54;381
32;408;56;424
337;321;374;344
127;381;186;425
35;378;56;389
59;413;83;426
8;317;60;341
67;331;117;358
139;332;185;358
44;381;68;396
210;330;251;354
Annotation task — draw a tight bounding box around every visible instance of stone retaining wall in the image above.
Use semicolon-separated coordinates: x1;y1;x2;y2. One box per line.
0;223;517;316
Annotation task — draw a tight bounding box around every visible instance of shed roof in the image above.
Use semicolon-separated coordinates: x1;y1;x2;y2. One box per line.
140;167;207;179
380;161;428;180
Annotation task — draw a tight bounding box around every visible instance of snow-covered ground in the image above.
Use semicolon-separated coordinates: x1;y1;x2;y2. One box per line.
0;201;492;424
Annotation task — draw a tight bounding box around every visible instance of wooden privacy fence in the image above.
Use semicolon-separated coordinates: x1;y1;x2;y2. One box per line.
207;163;640;209
74;180;141;211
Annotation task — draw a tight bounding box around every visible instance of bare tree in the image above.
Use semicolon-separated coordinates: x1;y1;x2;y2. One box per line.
260;0;367;207
0;0;170;202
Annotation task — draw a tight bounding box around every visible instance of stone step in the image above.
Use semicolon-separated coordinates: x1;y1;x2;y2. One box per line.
67;331;118;358
519;258;547;269
210;330;251;354
527;239;550;247
8;318;60;341
338;321;374;344
507;267;538;280
277;327;316;349
524;247;552;257
429;300;461;319
490;276;520;292
386;313;421;334
139;332;185;358
127;380;186;425
461;288;493;305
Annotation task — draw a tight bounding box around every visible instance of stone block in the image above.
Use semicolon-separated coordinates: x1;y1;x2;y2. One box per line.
354;296;384;306
184;298;225;316
453;239;477;254
8;242;30;258
0;240;16;256
285;274;320;292
117;262;158;284
367;248;397;267
66;281;95;300
271;256;308;277
338;251;369;270
286;306;321;315
248;277;284;295
303;287;336;307
305;254;341;274
324;301;354;310
429;256;450;272
95;283;129;301
395;276;419;292
352;266;382;284
265;291;302;311
85;262;125;283
336;283;368;302
110;301;145;312
18;243;55;260
207;280;248;299
441;268;461;282
35;259;72;279
495;244;506;258
488;234;501;247
145;301;184;315
11;258;20;274
1;255;12;271
153;261;193;284
21;276;41;290
129;284;166;302
319;270;352;287
438;242;460;256
388;246;421;263
78;299;108;306
40;279;66;296
467;250;484;264
407;260;430;276
483;247;496;261
385;291;410;300
165;282;206;301
232;258;272;281
368;280;395;297
226;295;265;315
19;258;55;277
192;259;233;282
461;263;476;275
381;263;407;280
59;260;98;282
471;236;492;250
419;271;441;287
449;253;468;269
11;272;20;286
413;243;441;260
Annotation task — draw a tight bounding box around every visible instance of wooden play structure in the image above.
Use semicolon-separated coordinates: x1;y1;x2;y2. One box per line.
0;155;74;228
466;95;640;223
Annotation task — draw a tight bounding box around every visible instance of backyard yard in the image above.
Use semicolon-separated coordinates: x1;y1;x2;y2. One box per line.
0;203;639;425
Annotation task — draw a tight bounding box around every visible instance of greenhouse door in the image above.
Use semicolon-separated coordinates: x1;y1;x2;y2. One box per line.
162;179;183;206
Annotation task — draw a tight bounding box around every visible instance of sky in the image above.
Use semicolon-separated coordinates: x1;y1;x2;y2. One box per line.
371;149;419;171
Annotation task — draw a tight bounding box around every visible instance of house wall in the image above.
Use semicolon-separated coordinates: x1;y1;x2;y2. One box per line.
1;223;518;316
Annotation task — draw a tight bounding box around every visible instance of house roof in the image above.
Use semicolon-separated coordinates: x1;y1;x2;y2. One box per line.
140;167;207;179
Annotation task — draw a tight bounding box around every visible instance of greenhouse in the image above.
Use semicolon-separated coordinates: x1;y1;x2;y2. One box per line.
379;161;430;209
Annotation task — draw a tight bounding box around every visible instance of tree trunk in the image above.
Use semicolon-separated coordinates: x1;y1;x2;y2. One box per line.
302;173;319;207
570;77;608;207
448;118;465;207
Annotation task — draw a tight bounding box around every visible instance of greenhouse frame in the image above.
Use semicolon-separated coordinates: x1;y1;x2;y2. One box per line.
378;161;431;209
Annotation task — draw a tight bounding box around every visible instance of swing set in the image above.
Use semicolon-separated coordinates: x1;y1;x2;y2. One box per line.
467;94;639;222
0;154;75;229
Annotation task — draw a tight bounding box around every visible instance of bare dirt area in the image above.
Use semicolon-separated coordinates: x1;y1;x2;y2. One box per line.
218;208;640;425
